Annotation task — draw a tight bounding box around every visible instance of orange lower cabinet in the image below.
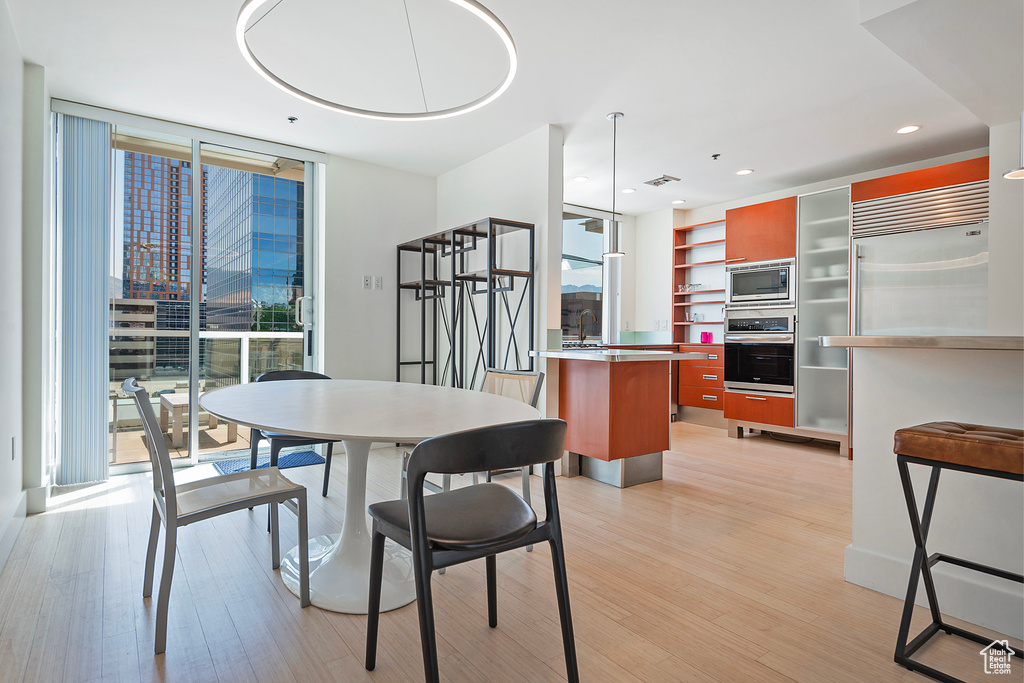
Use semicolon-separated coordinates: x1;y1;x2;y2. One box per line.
678;386;723;410
559;358;671;461
723;391;794;427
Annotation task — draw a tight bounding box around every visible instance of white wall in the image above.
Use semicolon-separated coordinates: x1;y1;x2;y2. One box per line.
436;125;563;414
987;120;1024;335
321;156;437;382
0;0;26;568
21;62;50;512
633;208;675;335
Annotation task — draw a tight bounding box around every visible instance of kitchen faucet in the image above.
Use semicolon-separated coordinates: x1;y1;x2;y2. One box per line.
578;309;598;342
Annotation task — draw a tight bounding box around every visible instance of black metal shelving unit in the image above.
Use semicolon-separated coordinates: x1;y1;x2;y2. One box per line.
396;217;535;389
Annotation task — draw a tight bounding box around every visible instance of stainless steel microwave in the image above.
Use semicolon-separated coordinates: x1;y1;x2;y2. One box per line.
726;258;795;306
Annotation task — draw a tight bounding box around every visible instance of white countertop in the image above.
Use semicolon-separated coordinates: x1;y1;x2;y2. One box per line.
531;349;709;362
819;335;1023;350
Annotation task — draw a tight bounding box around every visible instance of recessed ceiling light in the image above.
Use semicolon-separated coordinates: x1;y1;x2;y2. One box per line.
621;188;636;194
736;169;754;176
672;200;686;205
896;125;921;135
572;176;589;183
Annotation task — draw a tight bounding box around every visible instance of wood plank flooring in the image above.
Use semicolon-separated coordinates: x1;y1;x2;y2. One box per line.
0;422;1019;682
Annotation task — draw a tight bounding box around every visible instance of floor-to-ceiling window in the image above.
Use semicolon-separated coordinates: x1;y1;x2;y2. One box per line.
54;104;324;482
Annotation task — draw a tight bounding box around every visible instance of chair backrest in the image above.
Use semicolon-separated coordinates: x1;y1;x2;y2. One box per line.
479;369;544;409
406;419;566;481
122;378;177;520
256;369;331;382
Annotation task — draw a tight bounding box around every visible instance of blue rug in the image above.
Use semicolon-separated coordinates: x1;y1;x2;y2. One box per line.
212;450;326;476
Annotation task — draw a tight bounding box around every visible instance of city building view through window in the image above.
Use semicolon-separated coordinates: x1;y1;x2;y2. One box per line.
107;131;308;466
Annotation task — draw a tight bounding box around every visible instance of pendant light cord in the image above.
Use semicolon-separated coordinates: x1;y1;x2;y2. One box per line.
245;0;286;33
611;115;617;218
402;0;430;113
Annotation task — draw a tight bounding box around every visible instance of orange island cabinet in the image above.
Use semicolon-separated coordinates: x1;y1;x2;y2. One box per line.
532;348;709;487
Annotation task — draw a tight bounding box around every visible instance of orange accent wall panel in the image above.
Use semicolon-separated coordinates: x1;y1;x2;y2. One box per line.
725;196;797;262
851;157;989;203
723;391;794;427
559;359;670;461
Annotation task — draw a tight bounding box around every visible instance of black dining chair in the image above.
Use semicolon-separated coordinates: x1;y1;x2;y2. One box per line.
250;370;338;497
365;419;579;683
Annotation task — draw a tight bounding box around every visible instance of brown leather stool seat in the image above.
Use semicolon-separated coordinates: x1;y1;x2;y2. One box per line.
892;421;1023;683
894;421;1023;475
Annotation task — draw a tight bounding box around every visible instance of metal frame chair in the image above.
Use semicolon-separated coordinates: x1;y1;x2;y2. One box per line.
123;378;310;654
250;370;338;498
365;419;578;683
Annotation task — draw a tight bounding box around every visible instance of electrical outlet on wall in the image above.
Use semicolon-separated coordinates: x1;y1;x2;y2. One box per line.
373;276;383;290
362;275;371;290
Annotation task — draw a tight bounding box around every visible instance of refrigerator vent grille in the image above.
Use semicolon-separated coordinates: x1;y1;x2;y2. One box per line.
852;180;988;237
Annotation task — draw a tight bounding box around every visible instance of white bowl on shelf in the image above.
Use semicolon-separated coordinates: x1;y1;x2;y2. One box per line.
809;266;827;278
827;263;848;277
817;236;847;249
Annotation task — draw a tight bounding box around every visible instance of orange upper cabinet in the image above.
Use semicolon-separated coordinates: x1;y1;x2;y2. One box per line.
725;196;797;263
850;157;988;202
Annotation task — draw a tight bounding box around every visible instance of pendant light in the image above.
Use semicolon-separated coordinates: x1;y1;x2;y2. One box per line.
604;112;625;258
1003;111;1024;180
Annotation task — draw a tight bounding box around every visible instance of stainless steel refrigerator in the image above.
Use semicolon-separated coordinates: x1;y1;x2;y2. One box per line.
853;222;989;335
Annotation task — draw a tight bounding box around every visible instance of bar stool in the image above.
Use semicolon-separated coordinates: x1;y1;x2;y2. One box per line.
893;421;1024;683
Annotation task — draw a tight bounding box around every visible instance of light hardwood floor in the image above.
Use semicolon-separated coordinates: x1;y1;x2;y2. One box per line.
0;422;1018;682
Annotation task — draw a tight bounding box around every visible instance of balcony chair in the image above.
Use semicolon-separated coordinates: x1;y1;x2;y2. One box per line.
250;370;338;497
123;377;309;655
365;419;578;683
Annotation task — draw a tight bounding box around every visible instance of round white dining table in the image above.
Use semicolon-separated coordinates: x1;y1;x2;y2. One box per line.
200;379;541;614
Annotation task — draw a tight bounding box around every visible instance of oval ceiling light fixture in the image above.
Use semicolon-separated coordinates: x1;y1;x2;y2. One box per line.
896;125;921;134
621;188;636;194
736;168;754;176
572;176;590;182
235;0;518;121
672;199;686;205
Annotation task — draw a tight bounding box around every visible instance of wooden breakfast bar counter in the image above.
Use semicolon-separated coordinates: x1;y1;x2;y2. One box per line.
533;349;708;487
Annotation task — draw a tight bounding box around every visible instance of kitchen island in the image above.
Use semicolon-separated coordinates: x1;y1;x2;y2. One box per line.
533;348;708;487
820;335;1024;639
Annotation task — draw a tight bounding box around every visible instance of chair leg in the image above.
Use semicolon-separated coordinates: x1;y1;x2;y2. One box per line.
400;451;410;500
143;502;161;599
249;429;261;510
322;443;334;497
154;524;177;655
522;467;533;552
548;534;579;683
412;540;440;682
365;528;386;671
435;474;452;576
267;440;285;532
270;502;280;569
486;554;497;628
297;492;310;608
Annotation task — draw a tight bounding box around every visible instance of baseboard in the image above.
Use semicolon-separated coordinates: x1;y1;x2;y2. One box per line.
0;491;27;575
845;543;1024;640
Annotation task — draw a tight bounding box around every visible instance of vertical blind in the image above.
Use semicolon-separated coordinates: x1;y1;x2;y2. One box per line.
56;114;111;485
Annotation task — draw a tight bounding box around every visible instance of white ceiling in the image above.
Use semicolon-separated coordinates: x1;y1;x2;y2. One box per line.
6;0;1017;214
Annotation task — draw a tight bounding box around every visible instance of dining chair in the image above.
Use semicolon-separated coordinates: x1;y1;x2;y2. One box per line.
365;419;578;683
250;370;338;497
400;368;543;504
123;378;310;655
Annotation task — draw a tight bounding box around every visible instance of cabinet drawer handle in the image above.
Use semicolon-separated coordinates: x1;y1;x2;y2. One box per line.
702;395;717;401
702;374;718;380
745;396;768;401
708;354;718;360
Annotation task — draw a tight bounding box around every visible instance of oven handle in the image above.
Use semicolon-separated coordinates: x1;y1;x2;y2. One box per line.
724;335;794;344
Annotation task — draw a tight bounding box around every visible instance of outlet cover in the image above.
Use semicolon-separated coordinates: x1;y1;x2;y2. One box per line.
362;275;371;290
373;276;383;290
